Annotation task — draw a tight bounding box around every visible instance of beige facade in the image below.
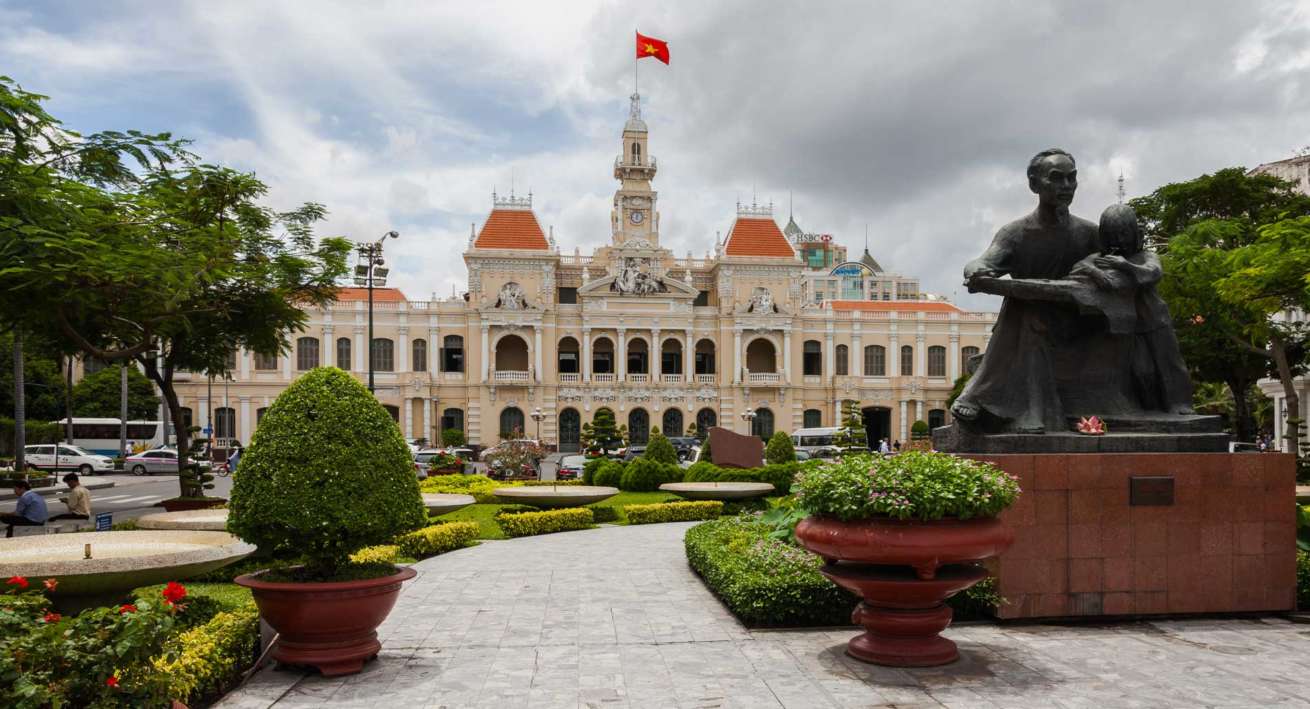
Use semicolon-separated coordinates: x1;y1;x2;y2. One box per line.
168;93;997;450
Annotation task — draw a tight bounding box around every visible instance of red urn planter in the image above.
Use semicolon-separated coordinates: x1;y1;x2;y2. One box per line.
795;516;1013;667
235;565;417;676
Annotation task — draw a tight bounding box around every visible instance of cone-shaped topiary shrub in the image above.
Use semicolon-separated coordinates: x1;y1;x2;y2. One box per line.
643;432;678;465
620;456;672;491
765;430;796;465
228;367;427;578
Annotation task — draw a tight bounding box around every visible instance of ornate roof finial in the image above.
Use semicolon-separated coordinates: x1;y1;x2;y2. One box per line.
625;93;647;132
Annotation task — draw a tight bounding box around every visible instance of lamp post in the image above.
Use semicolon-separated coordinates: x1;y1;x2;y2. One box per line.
354;231;399;393
740;407;756;438
530;407;544;442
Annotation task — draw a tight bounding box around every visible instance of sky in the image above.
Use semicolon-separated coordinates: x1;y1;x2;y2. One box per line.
4;0;1310;310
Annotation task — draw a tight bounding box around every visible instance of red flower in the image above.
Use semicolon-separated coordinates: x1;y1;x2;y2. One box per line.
106;674;119;688
162;581;187;604
6;575;29;590
119;603;138;615
43;611;61;623
43;578;58;592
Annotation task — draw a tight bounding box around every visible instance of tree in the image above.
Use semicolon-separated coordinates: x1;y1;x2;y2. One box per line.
441;428;466;448
765;430;796;464
0;331;67;422
1132;168;1310;445
70;365;159;419
832;400;867;450
0;82;350;495
643;431;678;464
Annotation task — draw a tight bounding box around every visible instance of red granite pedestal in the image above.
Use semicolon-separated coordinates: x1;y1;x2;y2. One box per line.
966;453;1297;619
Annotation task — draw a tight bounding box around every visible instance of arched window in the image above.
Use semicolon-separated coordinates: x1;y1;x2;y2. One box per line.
383;405;400;422
901;345;914;377
835;345;848;376
256;407;268;425
662;409;684;437
751;407;774;440
441;335;464;373
632;142;641;162
694;339;716;375
928;409;947;430
961;345;980;374
696;408;717;438
745;338;776;373
213;407;236;439
499;407;525;439
803;409;823;428
371;338;395;372
336;337;351;370
412;339;427;372
179;407;193;434
558;336;580;374
253;352;278;370
592;336;615;374
864;345;886;376
803;340;822;376
928;345;946;377
296;337;319;370
661;338;683;375
628;408;650;445
494;334;529;372
627;338;649;375
441;408;464;433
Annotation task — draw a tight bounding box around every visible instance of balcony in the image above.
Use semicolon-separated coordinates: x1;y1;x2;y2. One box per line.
660;374;683;384
747;372;782;385
592;373;617;383
442;371;465;381
695;373;716;384
627;373;650;384
558;373;581;383
492;370;531;384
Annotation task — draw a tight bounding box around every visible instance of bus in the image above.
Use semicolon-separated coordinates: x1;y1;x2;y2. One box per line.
53;418;167;456
791;427;841;457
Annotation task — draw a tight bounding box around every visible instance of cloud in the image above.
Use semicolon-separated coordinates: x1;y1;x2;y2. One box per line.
8;0;1310;311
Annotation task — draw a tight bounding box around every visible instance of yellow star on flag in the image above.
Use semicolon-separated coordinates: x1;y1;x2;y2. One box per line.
644;43;658;54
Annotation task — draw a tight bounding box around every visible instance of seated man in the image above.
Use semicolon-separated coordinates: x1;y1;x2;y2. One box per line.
2;479;49;537
50;472;92;522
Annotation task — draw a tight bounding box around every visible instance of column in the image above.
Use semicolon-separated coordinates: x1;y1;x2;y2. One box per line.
824;333;834;380
652;328;661;379
889;333;899;376
533;326;543;383
321;327;334;370
238;349;250;379
429;327;440;374
480;325;490;382
852;329;863;377
684;329;693;381
398;327;409;373
404;398;414;439
424;398;432;443
238;397;251;445
916;399;924;426
354;327;365;372
782;330;792;379
582;328;592;382
282;348;293;380
617;328;627;380
949;334;961;380
900;400;909;441
916;333;926;378
732;329;742;383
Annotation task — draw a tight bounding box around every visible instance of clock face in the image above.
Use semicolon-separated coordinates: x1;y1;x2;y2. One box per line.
629;210;645;224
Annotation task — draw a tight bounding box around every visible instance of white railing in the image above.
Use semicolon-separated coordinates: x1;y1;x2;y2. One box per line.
592;373;616;383
492;370;530;384
558;373;581;383
747;372;781;385
695;373;716;384
660;374;683;384
442;371;465;381
559;254;595;266
627;374;650;384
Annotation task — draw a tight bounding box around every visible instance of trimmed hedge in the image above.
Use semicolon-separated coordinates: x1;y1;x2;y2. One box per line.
151;606;260;705
350;545;401;564
420;473;506;503
624;501;723;525
582;458;608;484
619;457;673;491
684;460;798;494
396;520;480;558
496;508;594;537
587;505;619;523
592;460;625;488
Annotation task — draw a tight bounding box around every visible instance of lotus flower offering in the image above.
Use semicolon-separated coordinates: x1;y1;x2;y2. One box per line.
1075;416;1107;435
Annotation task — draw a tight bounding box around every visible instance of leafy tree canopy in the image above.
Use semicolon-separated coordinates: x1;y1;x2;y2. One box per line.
70;365;160;419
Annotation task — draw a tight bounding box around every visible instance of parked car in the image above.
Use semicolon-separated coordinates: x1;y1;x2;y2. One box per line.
23;444;114;474
124;449;204;476
622;446;646;462
667;437;700;459
558;454;587;480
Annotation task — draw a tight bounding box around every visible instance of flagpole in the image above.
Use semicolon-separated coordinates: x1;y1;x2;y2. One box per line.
633;29;638;96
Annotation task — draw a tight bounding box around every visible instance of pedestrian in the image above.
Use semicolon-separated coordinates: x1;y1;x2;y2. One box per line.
878;438;890;454
893;440;901;452
2;479;48;537
50;473;92;522
226;441;243;474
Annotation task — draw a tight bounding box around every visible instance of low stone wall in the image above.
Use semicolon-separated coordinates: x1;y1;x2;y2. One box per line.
969;452;1296;619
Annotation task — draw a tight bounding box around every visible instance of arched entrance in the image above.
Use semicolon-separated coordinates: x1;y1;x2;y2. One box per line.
751;407;774;440
629;408;650;445
696;408;717;439
862;406;891;449
558;408;581;452
662;409;684;437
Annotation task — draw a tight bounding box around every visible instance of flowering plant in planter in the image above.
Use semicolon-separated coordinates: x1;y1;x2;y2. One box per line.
426;452;464;473
795;451;1020;521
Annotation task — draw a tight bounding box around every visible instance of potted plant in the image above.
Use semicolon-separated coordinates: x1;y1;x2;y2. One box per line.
229;367;427;676
426;451;464;475
793;451;1020;667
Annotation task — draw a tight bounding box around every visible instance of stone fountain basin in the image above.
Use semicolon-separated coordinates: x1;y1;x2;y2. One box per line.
659;482;775;500
423;493;476;516
493;485;619;507
0;530;254;604
137;508;230;531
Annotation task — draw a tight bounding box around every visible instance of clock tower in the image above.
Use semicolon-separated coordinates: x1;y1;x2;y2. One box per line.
612;92;659;245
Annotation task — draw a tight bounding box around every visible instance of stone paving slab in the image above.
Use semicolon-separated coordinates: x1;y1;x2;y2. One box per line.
217;522;1310;709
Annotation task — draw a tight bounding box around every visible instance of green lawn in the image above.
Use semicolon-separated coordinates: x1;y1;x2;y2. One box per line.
133;581;253;610
432;490;682;539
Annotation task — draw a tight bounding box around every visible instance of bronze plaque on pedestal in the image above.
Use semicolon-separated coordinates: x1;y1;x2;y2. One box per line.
1129;476;1174;506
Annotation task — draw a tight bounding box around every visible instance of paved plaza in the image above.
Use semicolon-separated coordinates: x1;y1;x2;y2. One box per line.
218;522;1310;708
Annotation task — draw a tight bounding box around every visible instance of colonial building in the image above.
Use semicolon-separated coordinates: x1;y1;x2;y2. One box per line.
165;93;997;450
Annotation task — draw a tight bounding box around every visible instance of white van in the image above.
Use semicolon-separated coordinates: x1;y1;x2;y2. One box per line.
23;444;115;474
791;427;841;457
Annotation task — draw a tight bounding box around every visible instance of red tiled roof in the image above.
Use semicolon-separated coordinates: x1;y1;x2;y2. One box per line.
336;287;407;303
473;209;549;250
724;217;795;258
830;300;962;313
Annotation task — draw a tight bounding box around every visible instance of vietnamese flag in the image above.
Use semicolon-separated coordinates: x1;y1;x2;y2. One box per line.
636;32;670;64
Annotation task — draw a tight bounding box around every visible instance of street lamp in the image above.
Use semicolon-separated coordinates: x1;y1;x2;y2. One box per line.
740;407;756;437
354;231;400;393
530;407;545;442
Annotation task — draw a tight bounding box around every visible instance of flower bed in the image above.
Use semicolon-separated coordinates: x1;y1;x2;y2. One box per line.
496;508;594;537
624;500;723;525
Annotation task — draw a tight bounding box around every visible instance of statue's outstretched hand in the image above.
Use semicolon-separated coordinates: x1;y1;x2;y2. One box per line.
1093;254;1129;271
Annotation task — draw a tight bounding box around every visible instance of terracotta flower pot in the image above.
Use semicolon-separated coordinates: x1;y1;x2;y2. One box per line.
160;497;227;512
235;565;417;676
795;516;1014;667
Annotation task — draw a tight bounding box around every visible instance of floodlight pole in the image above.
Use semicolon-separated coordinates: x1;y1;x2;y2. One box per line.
356;231;399;393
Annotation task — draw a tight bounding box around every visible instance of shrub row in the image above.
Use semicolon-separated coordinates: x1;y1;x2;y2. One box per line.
350;544;401;564
684;460;800;494
151;606;261;704
496;508;594;537
624;501;723;525
396;520;480;558
583;458;684;491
